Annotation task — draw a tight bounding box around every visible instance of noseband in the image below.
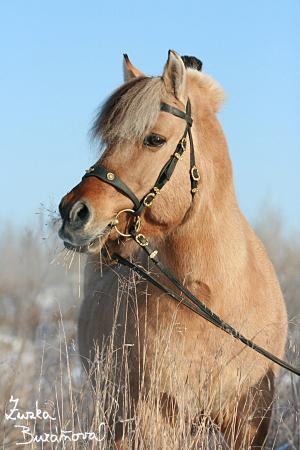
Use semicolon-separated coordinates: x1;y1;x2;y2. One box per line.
81;99;300;377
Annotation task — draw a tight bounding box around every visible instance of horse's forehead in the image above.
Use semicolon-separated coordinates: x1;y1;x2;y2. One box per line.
93;77;165;145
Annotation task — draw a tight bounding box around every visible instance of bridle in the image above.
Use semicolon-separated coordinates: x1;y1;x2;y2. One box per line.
83;99;199;225
82;99;300;377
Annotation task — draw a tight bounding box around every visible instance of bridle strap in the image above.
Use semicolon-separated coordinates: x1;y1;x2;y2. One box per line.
134;99;198;214
83;98;198;216
134;126;189;216
160;102;193;127
112;250;300;377
82;165;141;210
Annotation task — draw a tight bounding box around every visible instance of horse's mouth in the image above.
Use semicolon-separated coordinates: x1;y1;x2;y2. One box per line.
62;224;112;254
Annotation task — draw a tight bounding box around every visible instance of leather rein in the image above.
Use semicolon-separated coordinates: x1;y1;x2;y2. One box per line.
83;99;300;377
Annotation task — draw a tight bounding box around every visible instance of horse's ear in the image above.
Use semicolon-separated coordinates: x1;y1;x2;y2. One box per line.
123;54;145;81
162;50;186;102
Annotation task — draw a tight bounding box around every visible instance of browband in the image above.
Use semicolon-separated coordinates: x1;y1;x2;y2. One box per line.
160;102;193;127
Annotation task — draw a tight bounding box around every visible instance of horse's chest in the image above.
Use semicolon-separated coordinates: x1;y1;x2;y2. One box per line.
79;269;253;414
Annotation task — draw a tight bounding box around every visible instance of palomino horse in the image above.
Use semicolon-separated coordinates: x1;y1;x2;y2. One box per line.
59;51;288;448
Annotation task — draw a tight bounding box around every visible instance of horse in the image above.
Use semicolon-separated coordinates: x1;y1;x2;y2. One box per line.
58;51;288;448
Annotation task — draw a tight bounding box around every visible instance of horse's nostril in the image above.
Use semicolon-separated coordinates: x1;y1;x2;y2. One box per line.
69;201;91;227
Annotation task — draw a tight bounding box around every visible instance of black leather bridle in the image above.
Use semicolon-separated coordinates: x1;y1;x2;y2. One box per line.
83;99;199;218
82;99;300;377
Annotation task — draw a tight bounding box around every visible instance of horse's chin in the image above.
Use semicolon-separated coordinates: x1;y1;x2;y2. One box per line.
63;223;140;260
63;226;112;254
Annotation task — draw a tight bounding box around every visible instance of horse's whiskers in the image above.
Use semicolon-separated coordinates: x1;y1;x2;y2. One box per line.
50;247;67;265
68;248;76;270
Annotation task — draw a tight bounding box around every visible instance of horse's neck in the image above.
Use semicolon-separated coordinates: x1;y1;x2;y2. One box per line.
151;111;251;295
157;200;248;290
155;109;249;290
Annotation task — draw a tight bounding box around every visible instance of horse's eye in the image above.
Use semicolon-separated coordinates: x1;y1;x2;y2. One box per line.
143;134;166;148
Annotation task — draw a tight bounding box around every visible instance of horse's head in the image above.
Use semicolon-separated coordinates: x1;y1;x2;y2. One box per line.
59;51;226;254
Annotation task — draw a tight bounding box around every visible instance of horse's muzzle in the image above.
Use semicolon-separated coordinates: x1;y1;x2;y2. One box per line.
58;199;93;247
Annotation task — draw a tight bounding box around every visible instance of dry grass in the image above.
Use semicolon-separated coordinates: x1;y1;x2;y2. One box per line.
0;208;299;449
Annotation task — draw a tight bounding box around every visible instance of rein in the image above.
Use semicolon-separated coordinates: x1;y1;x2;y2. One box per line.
83;99;300;377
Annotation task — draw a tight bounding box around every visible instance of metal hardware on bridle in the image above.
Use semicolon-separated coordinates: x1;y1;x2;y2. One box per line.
111;209;141;238
82;99;300;377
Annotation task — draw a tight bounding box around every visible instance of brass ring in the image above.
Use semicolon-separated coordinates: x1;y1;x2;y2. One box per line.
112;209;141;237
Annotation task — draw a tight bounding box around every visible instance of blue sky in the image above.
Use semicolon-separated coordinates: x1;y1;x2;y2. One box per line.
0;1;299;228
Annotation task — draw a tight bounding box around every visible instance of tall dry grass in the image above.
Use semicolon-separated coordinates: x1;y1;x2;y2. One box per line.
0;208;299;449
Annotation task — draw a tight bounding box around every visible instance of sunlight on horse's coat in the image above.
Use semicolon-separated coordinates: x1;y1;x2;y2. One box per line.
59;51;288;449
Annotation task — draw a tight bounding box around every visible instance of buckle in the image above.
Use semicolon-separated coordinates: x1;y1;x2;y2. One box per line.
190;166;200;181
180;137;187;150
143;192;156;207
174;152;183;160
135;233;149;247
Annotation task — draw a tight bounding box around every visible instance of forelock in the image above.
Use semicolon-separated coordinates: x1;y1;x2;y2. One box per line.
92;77;164;146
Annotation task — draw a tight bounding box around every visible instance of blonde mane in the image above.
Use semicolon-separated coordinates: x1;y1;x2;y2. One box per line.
92;69;225;146
92;76;164;146
187;69;226;112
